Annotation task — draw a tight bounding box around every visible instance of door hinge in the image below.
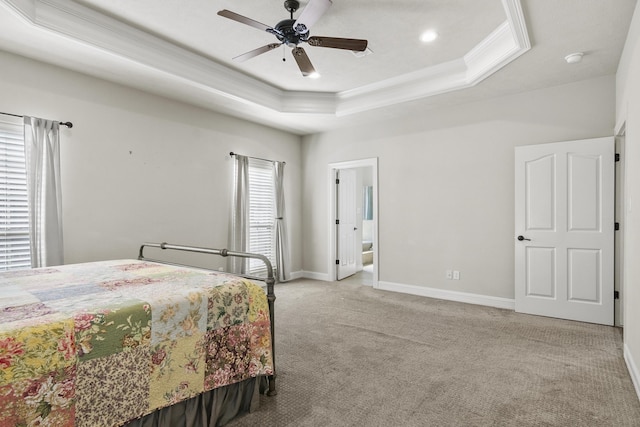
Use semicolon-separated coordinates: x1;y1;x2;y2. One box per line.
336;178;340;184
615;153;620;162
615;222;620;231
336;259;340;265
336;219;340;225
614;290;620;300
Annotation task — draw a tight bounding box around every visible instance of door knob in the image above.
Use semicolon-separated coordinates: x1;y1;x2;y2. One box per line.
517;235;531;241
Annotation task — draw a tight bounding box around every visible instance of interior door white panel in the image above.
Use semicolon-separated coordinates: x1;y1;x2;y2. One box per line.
526;247;556;298
525;155;555;231
568;153;601;231
337;169;357;280
515;137;614;325
567;249;600;303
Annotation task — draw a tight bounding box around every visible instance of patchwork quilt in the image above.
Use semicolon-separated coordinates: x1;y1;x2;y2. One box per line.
0;260;273;427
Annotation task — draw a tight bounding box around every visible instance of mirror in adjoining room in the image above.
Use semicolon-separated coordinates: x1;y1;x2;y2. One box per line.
362;186;373;266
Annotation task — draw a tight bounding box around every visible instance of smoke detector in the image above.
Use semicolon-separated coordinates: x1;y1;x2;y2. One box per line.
565;52;584;64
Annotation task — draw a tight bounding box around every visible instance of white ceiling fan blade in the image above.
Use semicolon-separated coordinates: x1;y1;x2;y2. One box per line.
293;0;332;35
233;43;281;62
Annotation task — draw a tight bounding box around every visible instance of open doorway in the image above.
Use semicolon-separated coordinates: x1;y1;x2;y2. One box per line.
328;158;379;287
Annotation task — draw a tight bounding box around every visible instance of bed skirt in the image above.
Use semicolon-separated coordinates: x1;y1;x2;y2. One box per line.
124;376;266;427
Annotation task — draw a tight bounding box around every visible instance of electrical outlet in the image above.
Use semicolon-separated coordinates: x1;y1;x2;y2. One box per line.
453;270;460;280
446;270;453;280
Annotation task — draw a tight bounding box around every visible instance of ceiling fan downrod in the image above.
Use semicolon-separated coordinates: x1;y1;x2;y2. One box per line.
284;0;300;19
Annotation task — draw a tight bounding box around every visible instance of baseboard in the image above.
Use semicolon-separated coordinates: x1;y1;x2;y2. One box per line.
300;271;331;281
624;343;640;402
288;271;305;281
377;280;515;310
290;273;514;310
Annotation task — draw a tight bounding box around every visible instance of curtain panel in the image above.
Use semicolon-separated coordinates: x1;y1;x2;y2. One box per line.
273;161;290;282
23;117;64;268
228;155;249;274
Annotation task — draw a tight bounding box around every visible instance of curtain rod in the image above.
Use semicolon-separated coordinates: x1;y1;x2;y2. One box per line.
230;152;285;165
0;111;73;128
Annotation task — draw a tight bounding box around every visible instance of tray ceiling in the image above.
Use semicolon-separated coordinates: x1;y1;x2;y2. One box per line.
0;0;636;134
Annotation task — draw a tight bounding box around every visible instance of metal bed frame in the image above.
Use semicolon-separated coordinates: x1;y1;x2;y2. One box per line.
138;242;277;396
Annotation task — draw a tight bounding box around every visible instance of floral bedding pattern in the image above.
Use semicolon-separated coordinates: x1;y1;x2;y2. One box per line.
0;260;273;427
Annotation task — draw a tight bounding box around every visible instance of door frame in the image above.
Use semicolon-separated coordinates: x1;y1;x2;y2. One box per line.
615;121;627;327
328;158;379;287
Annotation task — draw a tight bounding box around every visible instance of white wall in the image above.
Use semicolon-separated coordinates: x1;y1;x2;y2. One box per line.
616;1;640;400
0;50;302;272
302;75;615;300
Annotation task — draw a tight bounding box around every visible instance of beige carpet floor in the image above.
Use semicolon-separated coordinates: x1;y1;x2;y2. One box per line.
228;278;640;426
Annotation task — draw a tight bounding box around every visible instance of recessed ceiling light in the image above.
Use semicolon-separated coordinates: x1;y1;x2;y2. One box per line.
420;30;438;43
565;52;584;64
309;72;321;79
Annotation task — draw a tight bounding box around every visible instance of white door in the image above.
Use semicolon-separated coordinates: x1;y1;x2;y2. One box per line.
337;169;357;280
515;137;614;325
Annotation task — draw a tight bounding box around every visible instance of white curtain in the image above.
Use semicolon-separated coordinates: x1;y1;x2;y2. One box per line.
273;161;290;281
23;117;64;267
228;155;249;274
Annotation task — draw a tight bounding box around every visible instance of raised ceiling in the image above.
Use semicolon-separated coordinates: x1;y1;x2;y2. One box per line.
77;0;508;92
0;0;636;134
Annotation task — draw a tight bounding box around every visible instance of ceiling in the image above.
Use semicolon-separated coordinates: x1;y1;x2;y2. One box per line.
0;0;636;135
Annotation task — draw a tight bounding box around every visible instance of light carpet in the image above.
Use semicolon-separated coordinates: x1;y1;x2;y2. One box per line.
228;278;640;426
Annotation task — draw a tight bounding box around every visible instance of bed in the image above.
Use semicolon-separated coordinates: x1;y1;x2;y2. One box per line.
0;242;276;427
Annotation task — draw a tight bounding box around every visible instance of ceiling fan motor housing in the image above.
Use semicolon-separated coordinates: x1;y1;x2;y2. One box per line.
274;19;308;46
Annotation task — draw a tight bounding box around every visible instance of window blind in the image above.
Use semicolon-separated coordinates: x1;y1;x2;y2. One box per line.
248;158;275;276
0;118;31;270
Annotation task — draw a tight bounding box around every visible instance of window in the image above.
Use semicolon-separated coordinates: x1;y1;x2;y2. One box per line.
0;117;31;270
247;158;275;276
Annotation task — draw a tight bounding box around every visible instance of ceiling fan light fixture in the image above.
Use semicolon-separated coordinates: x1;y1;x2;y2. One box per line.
420;30;438;43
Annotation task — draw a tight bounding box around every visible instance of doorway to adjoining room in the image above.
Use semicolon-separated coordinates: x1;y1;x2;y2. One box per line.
329;158;378;288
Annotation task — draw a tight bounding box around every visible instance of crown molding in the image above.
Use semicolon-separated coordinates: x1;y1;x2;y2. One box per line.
337;59;468;115
3;0;530;126
281;90;336;114
338;0;530;115
465;22;521;84
502;0;531;51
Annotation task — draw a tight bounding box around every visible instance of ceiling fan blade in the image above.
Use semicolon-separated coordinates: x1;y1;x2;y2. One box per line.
308;36;368;51
233;43;282;62
291;47;317;77
217;9;273;32
293;0;332;35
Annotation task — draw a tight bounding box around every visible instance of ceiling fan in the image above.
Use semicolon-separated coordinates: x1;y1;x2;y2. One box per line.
217;0;368;77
